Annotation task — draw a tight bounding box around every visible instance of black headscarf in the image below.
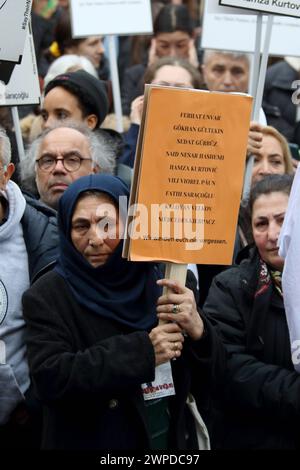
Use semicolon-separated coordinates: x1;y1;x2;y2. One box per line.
55;174;160;330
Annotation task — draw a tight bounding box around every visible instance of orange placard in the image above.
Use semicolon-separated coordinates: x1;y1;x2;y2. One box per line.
123;85;252;265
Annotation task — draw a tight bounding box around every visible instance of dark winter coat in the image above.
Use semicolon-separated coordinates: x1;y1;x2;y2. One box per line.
204;247;300;449
22;195;58;282
22;270;226;450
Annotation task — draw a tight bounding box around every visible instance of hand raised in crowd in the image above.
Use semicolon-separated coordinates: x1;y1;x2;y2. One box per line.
188;39;199;68
149;322;184;365
130;95;144;125
148;38;158;66
247;121;264;156
156;279;204;341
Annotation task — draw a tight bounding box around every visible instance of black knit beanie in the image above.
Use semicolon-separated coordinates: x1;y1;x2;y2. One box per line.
44;70;109;126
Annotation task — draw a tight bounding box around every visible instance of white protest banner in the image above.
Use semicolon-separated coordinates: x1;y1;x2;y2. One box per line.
0;0;32;63
70;0;153;36
219;0;300;19
0;28;40;107
202;0;300;56
279;164;300;374
210;0;251;14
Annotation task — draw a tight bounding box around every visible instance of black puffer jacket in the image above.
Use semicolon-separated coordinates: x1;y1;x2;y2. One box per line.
204;247;300;449
22;194;58;283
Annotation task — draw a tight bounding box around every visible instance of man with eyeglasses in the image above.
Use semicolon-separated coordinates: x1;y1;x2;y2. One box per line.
0;126;57;448
20;122;116;210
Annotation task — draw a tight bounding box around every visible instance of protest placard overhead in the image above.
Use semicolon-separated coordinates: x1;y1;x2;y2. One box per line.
70;0;153;36
124;86;252;265
219;0;300;18
0;0;32;63
0;27;40;107
202;0;300;56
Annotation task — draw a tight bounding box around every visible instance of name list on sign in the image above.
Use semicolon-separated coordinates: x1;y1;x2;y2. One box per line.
163;110;227;228
127;86;252;264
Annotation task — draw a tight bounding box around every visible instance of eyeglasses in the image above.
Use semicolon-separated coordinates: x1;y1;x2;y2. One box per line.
0;164;7;173
36;154;93;172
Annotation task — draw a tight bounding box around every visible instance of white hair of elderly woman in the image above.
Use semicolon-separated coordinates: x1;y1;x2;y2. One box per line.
43;54;98;89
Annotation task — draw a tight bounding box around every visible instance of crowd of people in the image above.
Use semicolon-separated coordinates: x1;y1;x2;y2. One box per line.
1;0;300;451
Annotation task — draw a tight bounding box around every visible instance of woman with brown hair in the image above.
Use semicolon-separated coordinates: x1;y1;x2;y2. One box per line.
45;9;109;81
251;125;295;185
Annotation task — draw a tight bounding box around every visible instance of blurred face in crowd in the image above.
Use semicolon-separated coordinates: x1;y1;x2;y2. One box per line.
74;37;104;69
0;141;14;221
252;191;288;271
41;87;97;130
155;31;191;59
35;127;96;209
0;156;6;193
32;0;48;14
202;53;249;93
252;135;286;185
151;65;193;88
58;0;69;8
71;193;123;267
0;153;13;193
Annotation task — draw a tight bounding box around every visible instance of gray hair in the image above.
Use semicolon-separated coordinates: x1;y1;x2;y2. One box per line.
20;122;116;194
0;125;11;165
202;49;251;67
43;54;98;89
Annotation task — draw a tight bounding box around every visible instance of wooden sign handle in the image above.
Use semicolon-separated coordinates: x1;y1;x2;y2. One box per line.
163;262;188;292
160;262;188;325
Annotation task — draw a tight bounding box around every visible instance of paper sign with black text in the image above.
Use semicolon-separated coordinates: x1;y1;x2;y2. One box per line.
70;0;153;36
0;0;32;63
219;0;300;18
0;28;40;107
202;0;300;56
124;86;252;265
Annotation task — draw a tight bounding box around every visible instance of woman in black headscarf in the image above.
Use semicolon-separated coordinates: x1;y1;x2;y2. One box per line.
22;174;225;450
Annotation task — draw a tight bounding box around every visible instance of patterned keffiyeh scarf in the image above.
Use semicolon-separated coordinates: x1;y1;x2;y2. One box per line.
255;259;271;298
255;258;283;298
